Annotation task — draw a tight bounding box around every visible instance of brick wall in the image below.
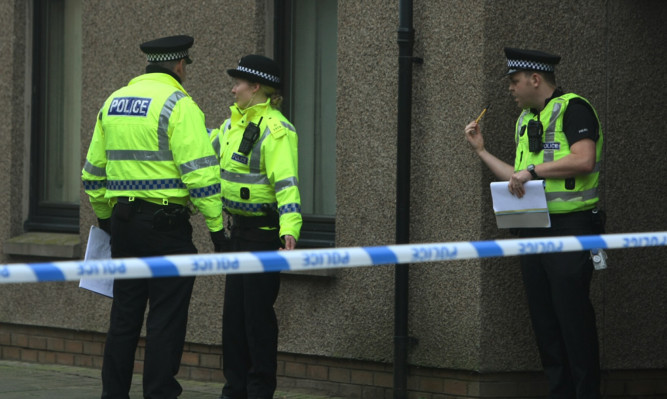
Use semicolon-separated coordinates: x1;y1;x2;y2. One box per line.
1;323;666;398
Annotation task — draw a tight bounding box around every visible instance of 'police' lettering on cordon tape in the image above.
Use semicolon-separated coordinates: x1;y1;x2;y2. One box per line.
302;251;350;268
191;256;240;272
519;240;564;254
623;235;667;248
77;261;127;277
0;232;665;285
411;245;458;261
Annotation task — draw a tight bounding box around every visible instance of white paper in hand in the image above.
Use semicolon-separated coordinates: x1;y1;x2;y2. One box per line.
491;180;551;228
79;225;114;298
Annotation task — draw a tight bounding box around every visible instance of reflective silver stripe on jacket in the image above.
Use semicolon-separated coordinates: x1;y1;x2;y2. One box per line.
158;91;186;150
210;130;221;157
83;160;106;177
107;150;173;161
221;170;270;185
542;102;562;163
180;155;219;175
249;126;271;173
515;110;530;147
546;186;598;202
222;119;232;134
275;176;298;192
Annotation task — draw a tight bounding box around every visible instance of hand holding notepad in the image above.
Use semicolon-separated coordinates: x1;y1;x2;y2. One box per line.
490;180;551;228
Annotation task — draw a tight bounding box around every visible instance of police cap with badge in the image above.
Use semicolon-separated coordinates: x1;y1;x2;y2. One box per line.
140;35;194;64
227;54;281;88
504;47;561;75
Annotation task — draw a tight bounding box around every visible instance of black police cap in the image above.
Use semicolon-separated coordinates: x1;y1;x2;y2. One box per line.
140;35;194;64
227;55;281;88
504;47;561;75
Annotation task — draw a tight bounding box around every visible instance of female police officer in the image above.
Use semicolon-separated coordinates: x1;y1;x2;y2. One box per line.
210;54;302;399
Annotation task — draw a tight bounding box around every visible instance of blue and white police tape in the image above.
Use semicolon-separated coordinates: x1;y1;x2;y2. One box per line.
1;232;666;284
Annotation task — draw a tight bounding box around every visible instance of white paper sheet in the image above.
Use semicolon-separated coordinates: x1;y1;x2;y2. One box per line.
78;225;114;298
490;180;551;228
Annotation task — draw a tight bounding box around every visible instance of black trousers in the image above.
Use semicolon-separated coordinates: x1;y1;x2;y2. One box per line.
101;200;197;399
518;211;601;399
221;229;282;399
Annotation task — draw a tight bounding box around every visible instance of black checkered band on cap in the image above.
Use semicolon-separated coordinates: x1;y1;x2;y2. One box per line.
236;66;280;84
146;50;189;62
507;59;555;73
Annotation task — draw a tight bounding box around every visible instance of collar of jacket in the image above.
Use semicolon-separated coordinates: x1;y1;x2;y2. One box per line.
128;72;190;97
230;98;271;125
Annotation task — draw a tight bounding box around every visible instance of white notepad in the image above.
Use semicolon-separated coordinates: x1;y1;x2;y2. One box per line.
491;180;551;228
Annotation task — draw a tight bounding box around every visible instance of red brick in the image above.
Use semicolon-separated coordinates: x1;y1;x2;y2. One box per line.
444;379;467;396
479;381;520;397
284;361;306;378
373;371;392;388
407;391;430;399
362;386;386;399
20;349;39;362
75;355;94;368
180;351;199;366
93;356;104;368
351;369;373;385
47;337;65;351
211;368;225;382
11;333;29;347
3;346;21;360
83;341;105;356
419;376;444;393
65;339;84;353
0;332;11;345
28;336;48;350
329;367;350;383
177;365;191;380
133;360;144;373
199;353;220;369
189;366;213;382
306;364;328;380
39;351;57;364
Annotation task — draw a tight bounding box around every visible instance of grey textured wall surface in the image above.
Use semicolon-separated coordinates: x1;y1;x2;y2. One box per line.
0;0;665;374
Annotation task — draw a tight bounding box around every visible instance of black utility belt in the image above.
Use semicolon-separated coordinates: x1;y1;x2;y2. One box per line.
115;197;190;230
116;197;186;212
230;213;279;229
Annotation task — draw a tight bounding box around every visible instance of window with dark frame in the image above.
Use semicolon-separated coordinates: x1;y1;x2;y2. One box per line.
26;0;82;234
275;0;337;249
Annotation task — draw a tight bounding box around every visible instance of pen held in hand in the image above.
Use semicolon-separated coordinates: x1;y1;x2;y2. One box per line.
475;104;490;123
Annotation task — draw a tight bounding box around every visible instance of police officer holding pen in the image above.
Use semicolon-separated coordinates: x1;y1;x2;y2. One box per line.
209;55;302;399
464;48;603;399
82;35;225;399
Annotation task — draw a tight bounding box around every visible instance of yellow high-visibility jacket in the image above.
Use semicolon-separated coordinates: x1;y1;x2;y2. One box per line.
210;99;302;240
514;93;603;214
81;72;223;232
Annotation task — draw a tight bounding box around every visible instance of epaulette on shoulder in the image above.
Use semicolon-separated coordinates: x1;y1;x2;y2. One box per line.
267;117;286;138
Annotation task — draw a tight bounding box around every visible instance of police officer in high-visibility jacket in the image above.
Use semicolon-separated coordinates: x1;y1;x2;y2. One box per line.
81;35;224;399
209;55;302;399
464;48;602;399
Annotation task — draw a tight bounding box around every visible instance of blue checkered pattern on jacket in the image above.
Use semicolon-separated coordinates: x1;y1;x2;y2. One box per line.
107;179;186;191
